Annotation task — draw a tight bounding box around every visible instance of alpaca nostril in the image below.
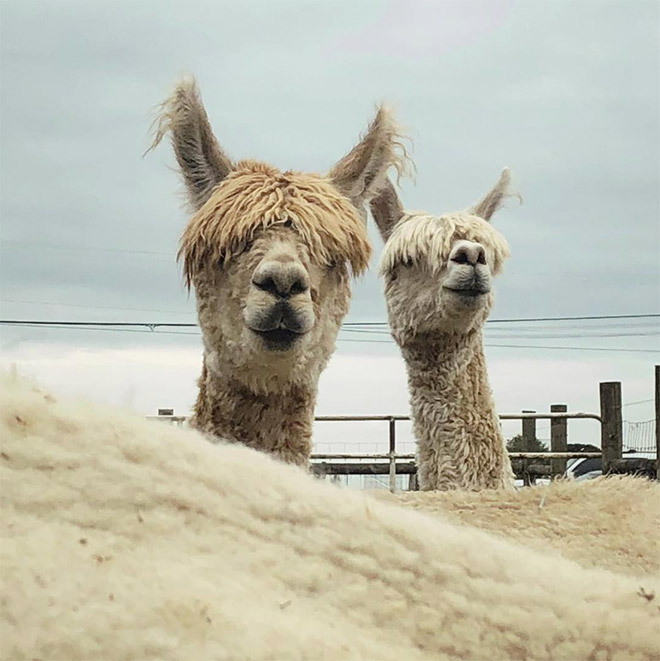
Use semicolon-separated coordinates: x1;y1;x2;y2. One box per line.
451;250;469;265
450;243;487;266
253;275;279;296
252;265;309;298
288;277;309;296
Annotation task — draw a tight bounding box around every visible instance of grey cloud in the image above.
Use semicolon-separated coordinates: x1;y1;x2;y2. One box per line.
1;0;658;358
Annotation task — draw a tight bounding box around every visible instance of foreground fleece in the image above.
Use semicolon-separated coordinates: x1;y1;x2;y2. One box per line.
380;476;660;578
1;374;659;660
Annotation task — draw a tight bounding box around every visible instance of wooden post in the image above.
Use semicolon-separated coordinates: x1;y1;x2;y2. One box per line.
521;410;536;486
600;381;622;474
388;417;397;493
550;404;568;478
655;365;659;481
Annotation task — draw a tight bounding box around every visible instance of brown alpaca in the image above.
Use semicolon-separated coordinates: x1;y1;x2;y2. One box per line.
370;172;516;491
150;78;407;465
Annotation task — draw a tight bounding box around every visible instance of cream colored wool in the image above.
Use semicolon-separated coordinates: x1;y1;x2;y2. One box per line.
377;478;660;578
2;373;660;661
148;77;409;466
371;172;517;491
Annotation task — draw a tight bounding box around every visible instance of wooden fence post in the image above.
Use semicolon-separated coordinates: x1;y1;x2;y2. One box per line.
655;365;659;481
600;381;622;474
550;404;568;478
388;417;397;493
521;410;536;486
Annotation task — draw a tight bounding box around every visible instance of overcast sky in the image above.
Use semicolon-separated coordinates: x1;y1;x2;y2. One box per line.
1;0;658;449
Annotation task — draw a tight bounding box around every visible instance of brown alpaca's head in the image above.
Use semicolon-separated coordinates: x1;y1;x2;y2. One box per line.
371;170;514;344
151;78;407;391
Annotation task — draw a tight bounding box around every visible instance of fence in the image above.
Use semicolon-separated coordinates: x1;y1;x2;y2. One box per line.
150;377;660;492
311;411;605;491
624;419;657;453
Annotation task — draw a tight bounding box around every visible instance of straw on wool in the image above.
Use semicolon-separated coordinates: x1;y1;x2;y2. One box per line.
178;161;372;288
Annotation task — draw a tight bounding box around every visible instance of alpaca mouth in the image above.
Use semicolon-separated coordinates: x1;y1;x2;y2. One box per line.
444;286;490;298
251;327;303;351
245;301;313;351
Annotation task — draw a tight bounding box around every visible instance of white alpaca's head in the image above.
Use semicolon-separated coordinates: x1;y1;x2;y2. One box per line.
372;170;514;344
151;78;408;391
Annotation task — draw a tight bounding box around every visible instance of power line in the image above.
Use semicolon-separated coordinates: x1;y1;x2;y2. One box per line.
484;332;659;339
342;313;660;326
486;313;660;323
624;398;655;407
0;298;192;315
340;328;659;339
0;321;196;327
0;239;172;257
484;344;657;354
2;321;657;353
2;313;659;329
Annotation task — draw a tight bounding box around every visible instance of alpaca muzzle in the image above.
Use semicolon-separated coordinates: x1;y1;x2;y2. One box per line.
245;300;314;352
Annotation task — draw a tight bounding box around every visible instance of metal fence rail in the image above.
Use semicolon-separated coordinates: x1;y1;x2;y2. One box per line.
149;410;608;492
145;371;660;487
311;412;606;491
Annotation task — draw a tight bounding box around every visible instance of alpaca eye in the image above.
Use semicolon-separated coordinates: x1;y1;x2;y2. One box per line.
401;257;414;268
282;219;293;228
217;255;225;268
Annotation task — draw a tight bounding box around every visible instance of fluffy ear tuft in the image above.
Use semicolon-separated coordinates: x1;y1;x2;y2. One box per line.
469;168;520;221
329;105;412;211
147;76;234;211
369;179;405;242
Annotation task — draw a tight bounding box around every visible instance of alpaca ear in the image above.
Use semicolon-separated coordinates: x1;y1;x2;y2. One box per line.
368;179;404;241
469;168;513;221
329;106;408;210
149;77;234;211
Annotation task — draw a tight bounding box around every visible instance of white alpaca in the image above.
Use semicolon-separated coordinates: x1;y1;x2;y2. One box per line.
1;373;658;660
370;171;516;491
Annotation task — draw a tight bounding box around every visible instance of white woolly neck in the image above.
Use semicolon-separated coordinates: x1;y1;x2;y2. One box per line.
399;329;514;491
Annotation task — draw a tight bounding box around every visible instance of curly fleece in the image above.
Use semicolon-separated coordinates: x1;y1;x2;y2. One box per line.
1;373;659;660
382;476;660;578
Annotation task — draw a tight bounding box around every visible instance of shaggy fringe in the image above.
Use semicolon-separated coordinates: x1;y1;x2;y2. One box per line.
378;169;516;277
178;161;372;289
379;211;510;277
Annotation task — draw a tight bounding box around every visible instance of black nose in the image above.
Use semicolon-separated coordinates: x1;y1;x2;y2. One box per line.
450;243;487;266
252;261;309;298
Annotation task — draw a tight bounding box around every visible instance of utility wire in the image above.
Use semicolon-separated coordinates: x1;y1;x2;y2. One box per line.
0;298;191;315
624;398;655;407
3;321;657;353
341;313;660;326
2;313;658;328
339;328;658;339
8;298;655;327
0;239;172;257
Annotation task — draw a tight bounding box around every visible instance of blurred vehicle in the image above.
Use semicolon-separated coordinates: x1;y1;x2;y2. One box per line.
565;450;656;482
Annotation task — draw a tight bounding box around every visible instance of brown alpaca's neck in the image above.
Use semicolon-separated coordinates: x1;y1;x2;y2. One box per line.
401;330;513;491
189;362;314;466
